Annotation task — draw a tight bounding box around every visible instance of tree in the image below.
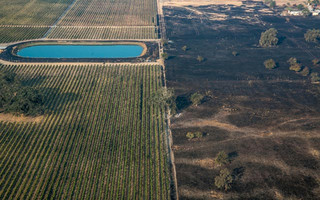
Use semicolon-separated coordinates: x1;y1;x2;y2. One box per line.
215;151;230;166
259;28;279;47
197;55;204;63
299;66;310;76
289;63;303;72
297;4;304;10
0;70;45;116
214;169;233;191
304;29;320;43
161;38;168;46
264;59;277;69
190;92;204;106
287;57;298;65
194;131;203;138
161;52;169;60
310;72;320;83
182;45;188;51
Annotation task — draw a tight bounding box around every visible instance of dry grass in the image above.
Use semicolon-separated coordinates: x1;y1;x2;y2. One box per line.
0;113;44;123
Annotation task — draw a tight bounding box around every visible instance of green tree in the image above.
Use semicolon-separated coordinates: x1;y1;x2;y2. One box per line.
304;29;320;43
264;59;277;69
186;132;194;139
194;131;203;138
214;169;233;191
0;70;45;116
197;55;204;63
190;92;204;106
259;28;279;47
215;151;230;166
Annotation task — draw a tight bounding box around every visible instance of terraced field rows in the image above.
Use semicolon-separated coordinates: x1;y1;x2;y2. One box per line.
0;27;49;43
47;26;159;40
57;0;158;26
0;64;170;199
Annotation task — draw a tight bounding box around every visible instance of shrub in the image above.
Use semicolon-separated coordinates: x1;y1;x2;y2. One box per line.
214;169;233;191
289;63;303;72
194;131;203;138
186;132;194;139
287;57;298;65
215;151;230;166
161;52;169;60
197;55;204;63
190;92;204;106
232;51;238;56
182;45;188;51
311;72;320;83
298;67;310;76
264;59;277;69
312;59;320;65
259;28;278;47
304;29;320;43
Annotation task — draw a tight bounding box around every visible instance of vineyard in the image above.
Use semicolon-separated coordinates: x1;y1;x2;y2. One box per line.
0;27;49;43
0;0;73;25
47;26;158;40
57;0;158;26
0;64;171;199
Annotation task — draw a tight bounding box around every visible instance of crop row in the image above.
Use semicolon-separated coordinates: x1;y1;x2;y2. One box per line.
47;26;159;40
0;64;170;199
0;0;74;25
58;0;158;26
0;27;49;43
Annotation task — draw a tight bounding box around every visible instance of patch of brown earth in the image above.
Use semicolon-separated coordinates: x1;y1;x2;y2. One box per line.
0;113;44;123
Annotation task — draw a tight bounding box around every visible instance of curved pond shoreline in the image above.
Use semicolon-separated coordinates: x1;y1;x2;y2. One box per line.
0;40;158;63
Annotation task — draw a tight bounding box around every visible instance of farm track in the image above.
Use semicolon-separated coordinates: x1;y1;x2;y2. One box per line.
0;64;171;199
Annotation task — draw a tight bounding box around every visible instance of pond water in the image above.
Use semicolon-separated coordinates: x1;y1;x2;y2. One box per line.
17;44;144;58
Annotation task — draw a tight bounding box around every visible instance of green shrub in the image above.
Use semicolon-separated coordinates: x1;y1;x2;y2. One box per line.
190;92;204;106
289;63;303;72
161;52;169;60
215;151;230;166
312;59;320;65
194;131;203;138
214;169;233;191
311;72;320;83
186;132;194;139
197;55;204;63
264;59;277;69
298;67;310;76
287;57;298;65
182;45;188;51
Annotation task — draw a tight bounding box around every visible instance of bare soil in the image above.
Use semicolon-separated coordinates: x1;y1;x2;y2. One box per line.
0;113;44;123
164;2;320;199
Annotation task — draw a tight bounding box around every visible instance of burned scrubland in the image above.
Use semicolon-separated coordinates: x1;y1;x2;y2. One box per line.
164;2;320;199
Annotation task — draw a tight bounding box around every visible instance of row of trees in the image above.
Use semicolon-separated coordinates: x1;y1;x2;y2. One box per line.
260;28;320;48
0;70;45;116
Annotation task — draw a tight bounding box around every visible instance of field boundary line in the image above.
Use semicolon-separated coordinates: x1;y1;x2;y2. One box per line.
42;0;79;38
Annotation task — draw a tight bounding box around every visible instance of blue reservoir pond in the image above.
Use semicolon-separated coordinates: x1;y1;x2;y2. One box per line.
17;44;144;58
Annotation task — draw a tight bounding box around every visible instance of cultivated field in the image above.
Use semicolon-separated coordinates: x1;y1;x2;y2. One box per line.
47;26;159;40
0;27;49;43
0;64;170;199
0;0;73;25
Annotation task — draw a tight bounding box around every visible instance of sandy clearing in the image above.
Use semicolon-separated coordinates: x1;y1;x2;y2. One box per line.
0;113;44;123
